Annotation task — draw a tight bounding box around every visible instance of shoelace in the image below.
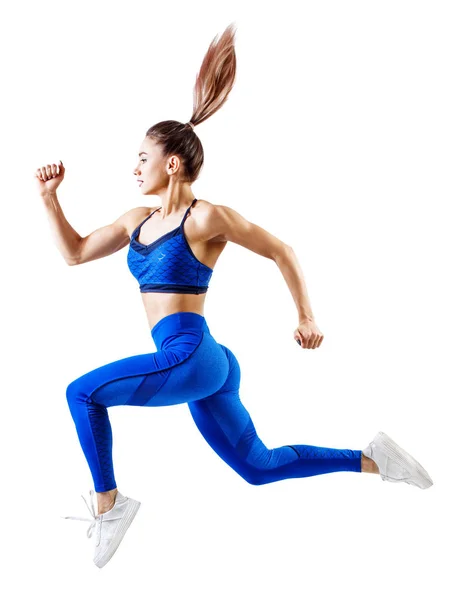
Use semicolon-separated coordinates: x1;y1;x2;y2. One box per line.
61;489;101;542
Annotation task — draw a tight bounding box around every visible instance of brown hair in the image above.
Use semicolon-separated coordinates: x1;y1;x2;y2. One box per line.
145;22;237;183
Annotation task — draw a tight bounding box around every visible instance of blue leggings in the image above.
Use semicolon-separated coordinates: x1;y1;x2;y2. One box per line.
66;312;362;492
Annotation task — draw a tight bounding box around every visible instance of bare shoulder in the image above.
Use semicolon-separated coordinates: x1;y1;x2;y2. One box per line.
194;198;217;217
194;198;218;225
194;198;230;243
122;205;160;237
196;199;234;216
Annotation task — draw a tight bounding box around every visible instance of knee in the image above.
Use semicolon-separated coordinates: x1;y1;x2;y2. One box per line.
65;380;78;405
241;468;265;486
66;378;89;406
244;473;266;485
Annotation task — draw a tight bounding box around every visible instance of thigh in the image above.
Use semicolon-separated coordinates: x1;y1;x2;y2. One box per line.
66;332;230;408
66;351;174;408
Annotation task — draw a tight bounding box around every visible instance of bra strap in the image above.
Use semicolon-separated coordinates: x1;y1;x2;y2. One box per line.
138;207;161;228
180;198;197;226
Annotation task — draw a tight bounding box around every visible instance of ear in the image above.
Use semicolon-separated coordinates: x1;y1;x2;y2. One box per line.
167;154;181;175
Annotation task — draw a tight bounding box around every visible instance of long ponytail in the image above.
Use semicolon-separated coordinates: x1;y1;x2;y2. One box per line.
145;22;237;183
189;21;237;128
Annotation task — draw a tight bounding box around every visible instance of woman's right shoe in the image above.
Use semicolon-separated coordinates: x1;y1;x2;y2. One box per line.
62;489;141;568
362;431;433;489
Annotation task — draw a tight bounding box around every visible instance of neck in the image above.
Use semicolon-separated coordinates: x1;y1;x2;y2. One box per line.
155;182;195;219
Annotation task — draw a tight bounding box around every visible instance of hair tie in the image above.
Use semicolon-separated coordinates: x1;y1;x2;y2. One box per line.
185;121;195;130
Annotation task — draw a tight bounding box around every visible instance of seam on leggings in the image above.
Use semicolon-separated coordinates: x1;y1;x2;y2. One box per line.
87;330;206;401
286;445;301;458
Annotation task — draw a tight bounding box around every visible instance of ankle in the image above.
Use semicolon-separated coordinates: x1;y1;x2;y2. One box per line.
96;488;118;500
97;499;115;514
361;454;379;474
96;488;118;513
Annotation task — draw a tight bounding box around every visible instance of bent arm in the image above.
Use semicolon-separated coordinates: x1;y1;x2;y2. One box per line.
273;247;315;321
209;205;315;321
40;191;133;266
41;191;83;265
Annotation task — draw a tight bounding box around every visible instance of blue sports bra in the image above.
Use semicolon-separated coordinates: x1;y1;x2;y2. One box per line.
127;198;213;294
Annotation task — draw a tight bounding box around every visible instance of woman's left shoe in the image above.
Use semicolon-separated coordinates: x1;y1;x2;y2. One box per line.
362;431;433;489
61;489;141;568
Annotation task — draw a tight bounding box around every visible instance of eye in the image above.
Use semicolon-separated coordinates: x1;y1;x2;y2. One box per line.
140;158;146;163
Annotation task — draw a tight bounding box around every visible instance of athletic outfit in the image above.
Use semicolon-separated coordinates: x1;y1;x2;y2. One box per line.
127;198;213;294
66;198;362;493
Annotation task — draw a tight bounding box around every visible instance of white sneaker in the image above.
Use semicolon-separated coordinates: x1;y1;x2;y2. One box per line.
362;431;433;489
61;489;141;568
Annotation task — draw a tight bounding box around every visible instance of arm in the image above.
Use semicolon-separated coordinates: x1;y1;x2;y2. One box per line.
272;246;315;322
40;190;135;266
208;205;315;321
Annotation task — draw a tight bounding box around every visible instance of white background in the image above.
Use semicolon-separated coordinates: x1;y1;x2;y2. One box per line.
0;0;457;597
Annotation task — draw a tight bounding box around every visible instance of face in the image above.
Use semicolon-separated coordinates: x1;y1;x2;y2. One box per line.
133;137;182;194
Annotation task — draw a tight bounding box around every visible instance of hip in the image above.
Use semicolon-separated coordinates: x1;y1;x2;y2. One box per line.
149;311;231;400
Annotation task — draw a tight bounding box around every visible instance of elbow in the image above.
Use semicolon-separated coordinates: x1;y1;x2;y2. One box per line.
66;242;82;266
273;244;293;261
66;237;83;266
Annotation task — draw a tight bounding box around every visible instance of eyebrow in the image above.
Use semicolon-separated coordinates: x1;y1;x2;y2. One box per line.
138;152;147;156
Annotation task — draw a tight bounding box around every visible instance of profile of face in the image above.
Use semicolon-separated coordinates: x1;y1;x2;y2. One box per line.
133;137;183;195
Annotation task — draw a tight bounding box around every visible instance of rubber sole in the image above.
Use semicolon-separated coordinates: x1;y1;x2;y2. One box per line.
376;431;433;489
94;498;141;568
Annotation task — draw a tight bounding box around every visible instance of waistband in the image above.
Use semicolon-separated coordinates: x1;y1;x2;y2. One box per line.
151;311;210;349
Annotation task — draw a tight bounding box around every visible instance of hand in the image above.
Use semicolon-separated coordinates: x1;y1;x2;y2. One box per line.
35;160;65;195
293;318;324;349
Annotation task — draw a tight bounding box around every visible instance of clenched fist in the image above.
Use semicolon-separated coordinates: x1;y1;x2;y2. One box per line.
35;160;65;195
294;318;324;349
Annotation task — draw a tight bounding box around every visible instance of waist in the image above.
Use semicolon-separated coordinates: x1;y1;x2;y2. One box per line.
151;311;211;350
142;292;207;331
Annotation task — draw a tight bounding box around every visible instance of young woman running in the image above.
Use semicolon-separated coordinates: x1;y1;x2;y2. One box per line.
36;24;433;569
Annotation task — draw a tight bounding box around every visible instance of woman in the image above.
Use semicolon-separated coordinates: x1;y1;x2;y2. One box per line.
35;23;433;569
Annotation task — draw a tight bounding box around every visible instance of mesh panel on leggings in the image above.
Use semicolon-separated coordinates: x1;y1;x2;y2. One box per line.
90;370;171;407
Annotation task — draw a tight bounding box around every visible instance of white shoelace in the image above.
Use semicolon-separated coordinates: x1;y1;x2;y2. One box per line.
61;489;101;542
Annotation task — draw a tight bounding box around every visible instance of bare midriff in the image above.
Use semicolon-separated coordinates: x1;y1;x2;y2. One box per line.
141;291;207;332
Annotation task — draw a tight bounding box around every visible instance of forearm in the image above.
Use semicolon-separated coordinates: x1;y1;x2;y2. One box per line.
40;191;82;265
274;246;315;321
